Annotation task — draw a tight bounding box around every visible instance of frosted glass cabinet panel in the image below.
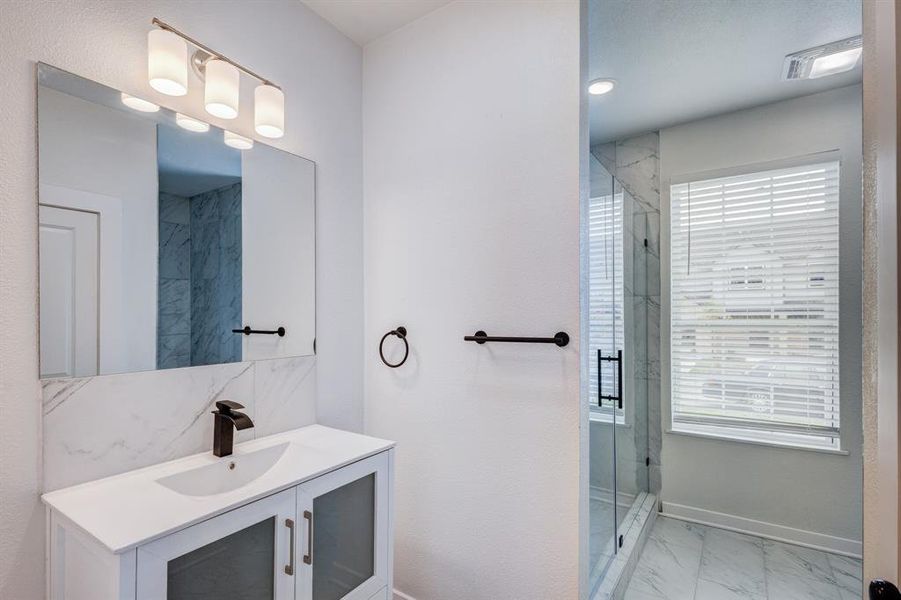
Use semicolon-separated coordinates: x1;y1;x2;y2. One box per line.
298;455;391;600
167;517;276;599
312;475;376;599
137;489;296;600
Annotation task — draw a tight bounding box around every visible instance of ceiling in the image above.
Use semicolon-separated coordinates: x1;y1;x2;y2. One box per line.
157;124;241;198
302;0;452;46
589;0;862;144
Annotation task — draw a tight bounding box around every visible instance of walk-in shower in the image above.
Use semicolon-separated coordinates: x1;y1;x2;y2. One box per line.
587;139;660;595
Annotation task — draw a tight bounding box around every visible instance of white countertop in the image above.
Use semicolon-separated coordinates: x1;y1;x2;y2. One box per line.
41;425;395;554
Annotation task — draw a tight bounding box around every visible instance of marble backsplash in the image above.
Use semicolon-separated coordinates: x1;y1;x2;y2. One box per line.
42;355;316;491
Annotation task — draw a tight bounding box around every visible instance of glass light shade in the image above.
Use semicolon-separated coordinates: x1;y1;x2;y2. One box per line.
254;84;285;138
809;47;862;79
205;59;240;119
175;113;210;132
148;29;188;96
588;79;615;95
120;93;160;113
224;130;253;150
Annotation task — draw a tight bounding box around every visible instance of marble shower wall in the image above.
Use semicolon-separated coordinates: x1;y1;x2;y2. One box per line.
157;184;243;369
190;183;242;366
42;355;317;491
592;132;661;494
158;192;192;369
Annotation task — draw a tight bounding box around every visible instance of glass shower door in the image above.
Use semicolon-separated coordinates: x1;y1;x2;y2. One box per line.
587;156;621;586
587;150;650;593
614;180;650;543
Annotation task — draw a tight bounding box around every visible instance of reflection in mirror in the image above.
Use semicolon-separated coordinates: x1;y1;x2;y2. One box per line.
37;63;315;379
157;125;243;368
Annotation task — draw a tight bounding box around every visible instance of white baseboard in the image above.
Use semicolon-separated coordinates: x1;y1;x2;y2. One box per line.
660;501;861;558
393;589;417;600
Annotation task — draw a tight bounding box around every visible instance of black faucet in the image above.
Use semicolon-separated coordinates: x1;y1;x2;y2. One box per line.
212;400;254;457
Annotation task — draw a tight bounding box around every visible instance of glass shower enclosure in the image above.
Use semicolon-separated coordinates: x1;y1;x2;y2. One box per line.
587;151;651;592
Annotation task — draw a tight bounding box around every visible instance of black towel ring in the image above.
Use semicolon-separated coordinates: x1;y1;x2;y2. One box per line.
379;326;409;368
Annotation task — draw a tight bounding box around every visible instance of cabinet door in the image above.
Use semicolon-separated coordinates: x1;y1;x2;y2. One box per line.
136;488;297;600
297;453;391;600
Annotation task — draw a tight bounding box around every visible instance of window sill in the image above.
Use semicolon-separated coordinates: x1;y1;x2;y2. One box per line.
589;411;628;427
665;428;849;456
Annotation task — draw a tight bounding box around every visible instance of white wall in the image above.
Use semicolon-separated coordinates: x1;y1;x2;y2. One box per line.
659;85;863;545
0;2;363;597
362;2;581;599
242;146;316;361
39;87;158;374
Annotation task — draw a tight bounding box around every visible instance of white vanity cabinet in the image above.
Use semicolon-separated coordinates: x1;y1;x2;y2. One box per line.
44;426;395;600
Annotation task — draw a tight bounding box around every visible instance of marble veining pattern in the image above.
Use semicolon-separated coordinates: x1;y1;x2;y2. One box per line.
42;356;317;492
253;356;317;437
624;517;862;600
158;193;192;369
615;133;660;213
190;183;242;366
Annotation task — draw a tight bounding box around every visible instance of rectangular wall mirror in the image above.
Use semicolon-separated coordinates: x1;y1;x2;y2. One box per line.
37;63;315;379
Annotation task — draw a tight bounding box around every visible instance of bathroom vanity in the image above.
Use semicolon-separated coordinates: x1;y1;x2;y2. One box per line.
42;425;395;600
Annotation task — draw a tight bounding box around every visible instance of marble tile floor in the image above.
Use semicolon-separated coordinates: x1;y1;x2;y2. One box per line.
624;516;862;600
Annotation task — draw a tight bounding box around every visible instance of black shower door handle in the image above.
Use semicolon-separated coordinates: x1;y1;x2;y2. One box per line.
597;349;623;410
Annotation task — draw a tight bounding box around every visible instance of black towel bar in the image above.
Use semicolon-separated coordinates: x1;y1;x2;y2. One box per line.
232;326;286;337
464;330;569;347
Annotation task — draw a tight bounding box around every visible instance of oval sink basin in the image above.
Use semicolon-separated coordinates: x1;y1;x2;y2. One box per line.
157;442;289;497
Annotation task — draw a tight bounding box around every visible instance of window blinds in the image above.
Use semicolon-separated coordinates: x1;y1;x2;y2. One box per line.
588;191;624;415
669;160;840;448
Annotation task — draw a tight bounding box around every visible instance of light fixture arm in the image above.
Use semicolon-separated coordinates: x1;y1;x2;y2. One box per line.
151;18;281;90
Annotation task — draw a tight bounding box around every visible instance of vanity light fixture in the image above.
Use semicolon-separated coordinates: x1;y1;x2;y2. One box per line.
120;92;160;113
254;84;285;139
205;59;240;119
149;18;285;131
175;113;210;132
224;130;254;150
147;29;188;96
782;36;862;80
588;78;616;96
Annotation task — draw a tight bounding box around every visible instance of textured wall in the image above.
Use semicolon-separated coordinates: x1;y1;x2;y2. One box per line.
860;0;897;583
363;2;581;598
0;2;363;598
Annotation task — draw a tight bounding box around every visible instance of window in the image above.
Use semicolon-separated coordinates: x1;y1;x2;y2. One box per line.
669;160;840;449
588;189;624;422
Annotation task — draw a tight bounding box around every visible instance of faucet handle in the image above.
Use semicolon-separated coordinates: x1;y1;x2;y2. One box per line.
214;400;245;414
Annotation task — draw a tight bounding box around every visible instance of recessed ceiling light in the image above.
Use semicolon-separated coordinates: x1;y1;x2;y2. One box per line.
120;93;160;113
783;36;862;80
588;78;616;96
